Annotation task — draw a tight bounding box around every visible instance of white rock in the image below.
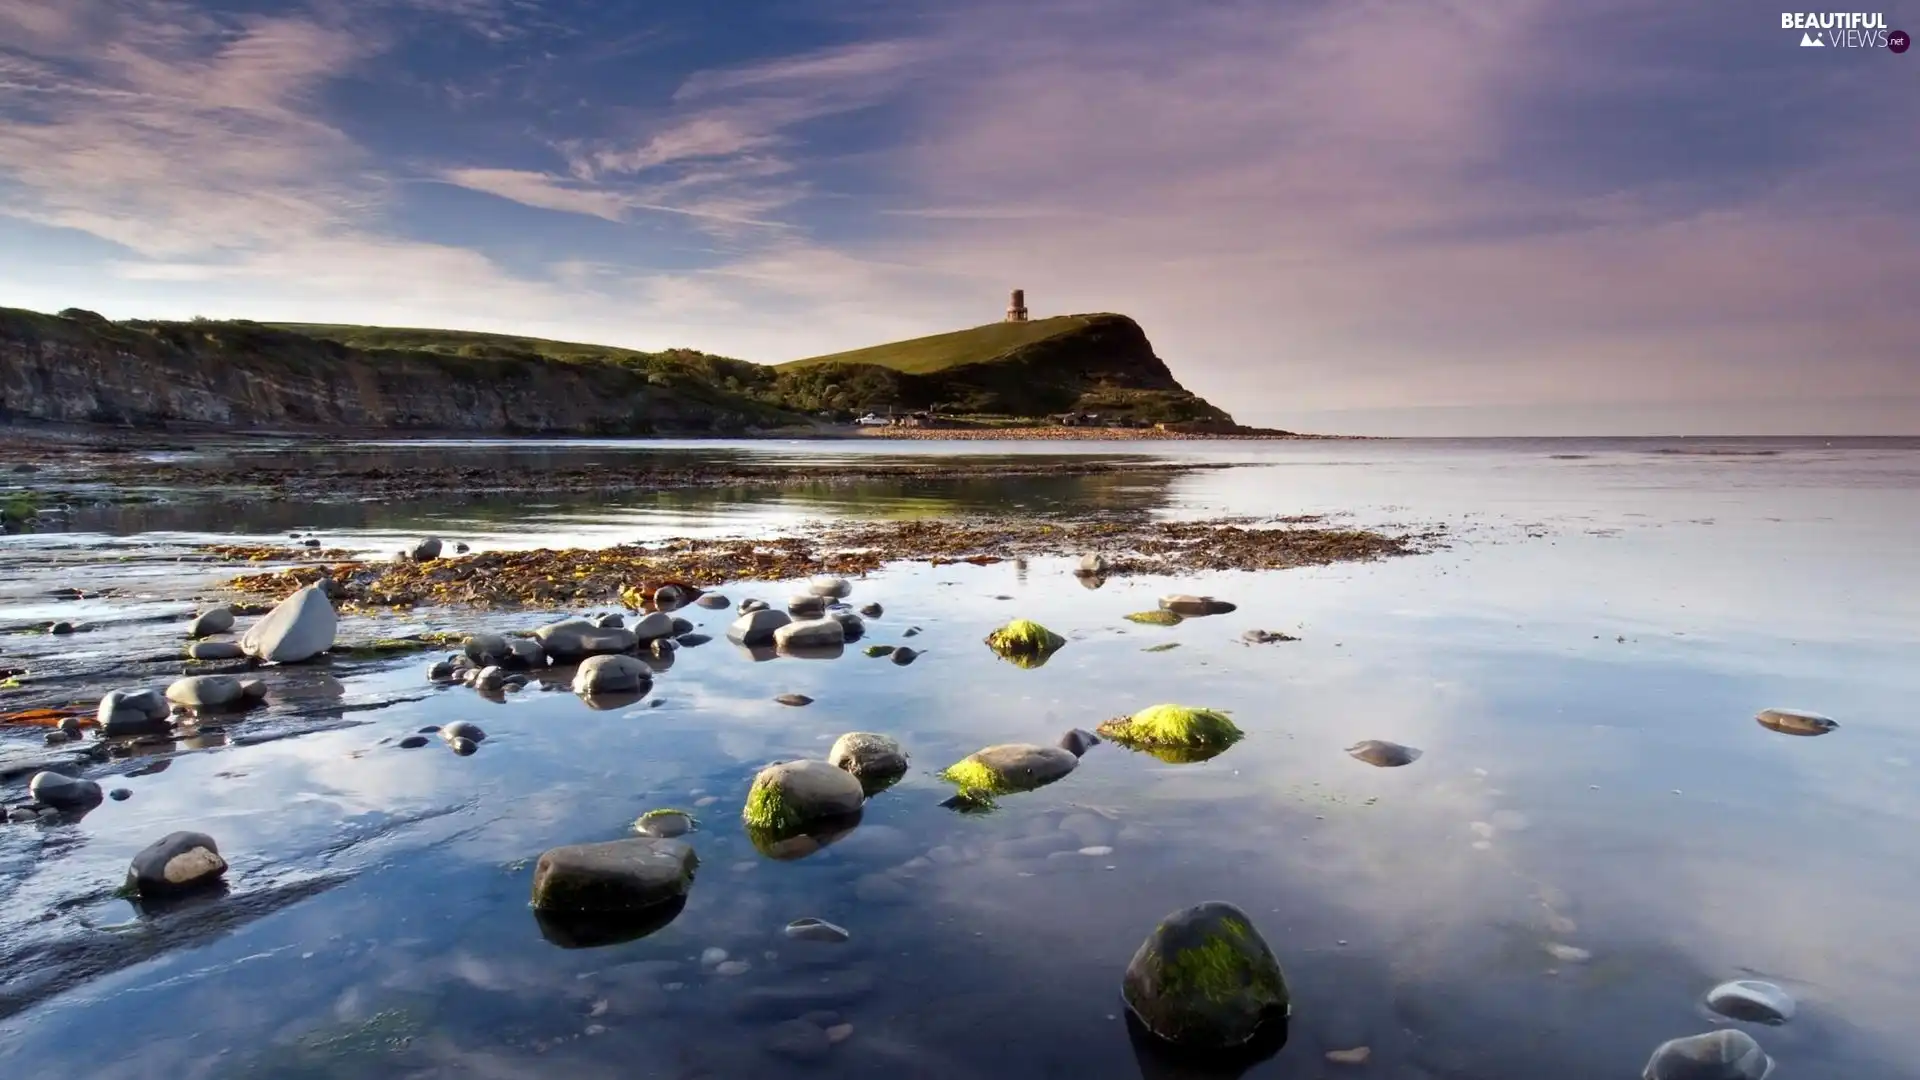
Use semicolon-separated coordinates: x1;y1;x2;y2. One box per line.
807;576;852;598
726;609;791;646
827;732;909;778
239;584;337;664
572;654;651;695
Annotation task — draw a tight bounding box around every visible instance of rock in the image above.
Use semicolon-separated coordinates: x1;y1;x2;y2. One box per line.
889;646;918;666
455;541;469;553
630;611;676;641
825;610;865;640
1641;1030;1772;1080
787;595;828;619
572;654;652;695
109;787;131;801
57;716;81;739
594;612;625;629
1346;740;1422;767
398;735;430;749
740;598;769;613
534;618;638;661
670;616;694;636
634;809;696;838
765;1018;833;1062
239;677;268;701
529;838;698;912
1123;901;1290;1049
863;644;895;658
676;632;711;647
186;641;245;661
449;736;479;756
774;617;845;651
776;694;814;707
807;576;853;599
412;536;443;562
1242;629;1299;644
653;585;686;609
1705;980;1795;1025
440;720;486;743
858;602;883;618
727;609;792;646
29;771;102;810
8;807;36;822
1076;553;1109;576
1098;705;1244;754
428;659;459;682
465;632;512;664
502;637;542;667
165;675;248;710
98;687;172;737
1755;707;1838;736
49;621;74;635
1160;594;1236;617
940;744;1078;796
44;731;70;746
648;638;677;660
828;732;909;779
984;619;1067;666
1125;610;1183;626
696;594;731;610
743;760;866;833
473;665;507;691
1058;728;1102;757
126;831;227;897
239;583;337;663
187;607;235;638
785;917;851;943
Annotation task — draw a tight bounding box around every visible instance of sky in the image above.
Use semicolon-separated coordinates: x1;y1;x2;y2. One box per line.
0;0;1914;435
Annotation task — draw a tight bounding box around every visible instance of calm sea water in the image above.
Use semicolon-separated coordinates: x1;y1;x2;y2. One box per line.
2;436;1917;1079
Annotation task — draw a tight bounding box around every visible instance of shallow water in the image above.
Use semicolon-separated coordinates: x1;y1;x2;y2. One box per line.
2;437;1918;1078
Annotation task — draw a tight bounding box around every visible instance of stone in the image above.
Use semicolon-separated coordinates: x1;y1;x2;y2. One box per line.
187;607;235;638
825;610;865;640
594;612;625;629
889;647;919;666
473;665;507;691
412;536;444;562
787;595;828;619
126;831;227;897
239;677;268;701
743;760;866;833
1641;1029;1773;1080
428;659;459;682
441;720;486;743
29;770;102;810
455;542;469;553
1058;728;1102;757
98;687;172;737
634;809;695;838
863;644;895;658
1755;707;1838;736
858;602;883;618
653;585;686;608
1097;705;1244;753
774;617;844;651
534;618;638;661
740;598;769;613
57;716;81;739
676;633;711;647
165;675;248;710
449;736;479;756
44;731;71;746
240;583;337;663
984;619;1067;663
573;654;652;695
776;694;814;707
398;735;430;749
696;594;731;610
1347;740;1422;767
187;640;245;661
630;611;677;641
507;637;546;667
670;616;694;635
1160;594;1237;617
1705;979;1795;1025
530;838;697;912
465;632;512;665
1123;901;1290;1049
1076;553;1109;576
1125;610;1183;626
807;576;852;599
1242;629;1299;644
784;917;851;943
109;788;131;801
49;621;74;635
828;732;909;779
940;744;1078;796
727;609;791;646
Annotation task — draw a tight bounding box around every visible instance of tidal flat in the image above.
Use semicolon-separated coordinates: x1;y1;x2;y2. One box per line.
1;435;1917;1079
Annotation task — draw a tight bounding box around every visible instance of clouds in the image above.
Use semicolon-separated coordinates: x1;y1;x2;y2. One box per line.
0;0;1911;432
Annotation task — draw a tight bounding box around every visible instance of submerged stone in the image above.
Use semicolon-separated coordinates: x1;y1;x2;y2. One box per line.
1123;901;1290;1049
1098;705;1244;754
1125;610;1183;626
784;917;851;943
1242;629;1299;644
126;831;227;898
1755;708;1837;736
1346;740;1421;767
1076;553;1109;576
940;743;1077;796
530;838;697;913
889;646;919;666
696;593;731;610
1058;728;1102;757
743;760;866;834
1642;1029;1773;1080
1705;980;1795;1025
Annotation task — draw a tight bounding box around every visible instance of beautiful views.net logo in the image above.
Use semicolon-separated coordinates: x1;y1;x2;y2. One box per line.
1782;11;1911;51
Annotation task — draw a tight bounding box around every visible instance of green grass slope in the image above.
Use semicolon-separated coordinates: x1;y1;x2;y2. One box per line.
780;316;1093;375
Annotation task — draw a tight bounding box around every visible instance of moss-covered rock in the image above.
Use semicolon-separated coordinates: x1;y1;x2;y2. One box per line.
983;619;1067;667
1123;901;1290;1049
742;759;865;834
1125;610;1183;626
939;743;1078;798
1098;705;1243;754
529;838;696;913
745;810;863;860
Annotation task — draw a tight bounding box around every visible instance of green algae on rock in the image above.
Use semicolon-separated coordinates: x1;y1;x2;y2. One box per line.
1125;610;1183;626
984;619;1067;668
742;759;866;835
1123;901;1291;1049
939;743;1078;799
1097;704;1244;755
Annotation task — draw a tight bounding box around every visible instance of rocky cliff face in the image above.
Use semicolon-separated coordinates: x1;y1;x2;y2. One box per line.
0;309;782;434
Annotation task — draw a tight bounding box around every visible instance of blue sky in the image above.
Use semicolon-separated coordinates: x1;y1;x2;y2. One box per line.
0;0;1914;434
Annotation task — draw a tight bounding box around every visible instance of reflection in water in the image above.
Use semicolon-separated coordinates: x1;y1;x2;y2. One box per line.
534;894;689;950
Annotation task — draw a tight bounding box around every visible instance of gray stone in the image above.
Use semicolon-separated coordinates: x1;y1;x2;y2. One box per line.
126;831;227;897
787;595;828;619
441;720;486;743
740;599;769;613
670;616;694;635
593;612;625;629
807;576;853;599
727;609;791;646
1705;980;1795;1025
744;760;865;831
109;787;132;801
98;688;172;737
696;594;731;610
240;583;337;663
428;658;459;682
774;617;845;651
29;771;102;810
572;654;652;695
858;602;883;618
449;736;479;756
1057;728;1102;757
1159;594;1237;617
49;621;73;635
630;611;677;641
57;716;81;739
634;809;695;838
828;732;908;778
187;640;245;661
239;677;268;700
398;735;430;749
412;536;443;562
1123;901;1291;1049
44;731;70;746
776;693;814;707
653;585;686;609
473;665;507;691
1641;1029;1773;1080
1076;553;1109;576
8;807;37;822
1347;740;1422;767
1755;707;1838;736
507;637;546;667
890;646;918;666
530;837;697;912
826;609;865;640
187;607;235;638
1242;629;1299;644
465;632;512;665
165;675;247;710
534;618;638;661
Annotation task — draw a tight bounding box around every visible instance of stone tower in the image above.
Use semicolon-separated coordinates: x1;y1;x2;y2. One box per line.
1005;288;1029;323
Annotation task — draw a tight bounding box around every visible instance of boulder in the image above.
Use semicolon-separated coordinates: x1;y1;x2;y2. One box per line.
889;646;919;666
98;687;172;738
776;617;846;651
807;576;852;599
630;611;677;642
858;602;883;618
728;609;792;646
465;632;512;665
29;770;103;810
534;618;637;661
126;831;228;897
940;743;1078;796
653;585;686;609
530;838;697;912
1122;901;1291;1049
440;720;486;743
828;732;909;780
984;620;1067;668
449;736;479;756
187;606;235;638
186;641;245;661
743;760;866;834
239;583;337;663
165;675;248;710
1642;1030;1773;1080
1098;705;1243;753
409;537;441;561
572;654;652;695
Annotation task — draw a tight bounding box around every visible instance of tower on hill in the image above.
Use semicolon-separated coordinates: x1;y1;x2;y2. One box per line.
1005;289;1029;323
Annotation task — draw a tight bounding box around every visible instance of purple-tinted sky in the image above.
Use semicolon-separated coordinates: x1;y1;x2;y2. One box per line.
0;0;1914;434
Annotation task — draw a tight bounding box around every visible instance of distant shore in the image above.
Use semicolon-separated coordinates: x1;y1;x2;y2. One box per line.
819;425;1353;441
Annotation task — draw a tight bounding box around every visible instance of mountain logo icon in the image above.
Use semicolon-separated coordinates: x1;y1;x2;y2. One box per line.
1800;31;1825;46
